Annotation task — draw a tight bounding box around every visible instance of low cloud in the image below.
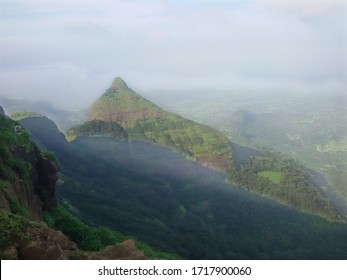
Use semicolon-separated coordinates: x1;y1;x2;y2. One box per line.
0;0;345;109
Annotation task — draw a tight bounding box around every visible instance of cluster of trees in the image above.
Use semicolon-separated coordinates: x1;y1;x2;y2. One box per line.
227;152;339;221
44;207;178;259
127;116;232;166
65;120;128;141
0;210;33;251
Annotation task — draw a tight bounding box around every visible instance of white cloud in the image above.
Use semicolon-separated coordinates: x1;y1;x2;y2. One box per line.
0;0;345;109
256;0;347;15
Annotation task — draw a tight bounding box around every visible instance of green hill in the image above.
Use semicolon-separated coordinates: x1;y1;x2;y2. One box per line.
65;78;344;221
84;77;233;172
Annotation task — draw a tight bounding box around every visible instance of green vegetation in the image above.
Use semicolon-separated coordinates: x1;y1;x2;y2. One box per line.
52;135;347;259
0;116;31;151
0;116;33;185
44;207;179;259
41;150;58;164
65;119;128;141
127;115;232;170
89;82;165;128
11;111;44;121
87;79;233;171
316;140;347;153
0;210;35;249
145;91;347;202
258;171;282;184
3;191;29;217
228;152;339;221
16;110;347;259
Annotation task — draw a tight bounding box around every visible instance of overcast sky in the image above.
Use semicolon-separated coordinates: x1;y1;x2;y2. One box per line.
0;0;346;109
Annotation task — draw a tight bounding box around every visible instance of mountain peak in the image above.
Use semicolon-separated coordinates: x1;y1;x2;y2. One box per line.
110;77;129;91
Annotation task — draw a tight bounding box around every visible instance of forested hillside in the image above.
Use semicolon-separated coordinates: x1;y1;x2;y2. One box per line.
16;115;347;259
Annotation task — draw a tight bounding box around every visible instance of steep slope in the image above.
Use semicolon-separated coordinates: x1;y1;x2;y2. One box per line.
18;115;347;259
0;111;167;260
0;111;74;259
89;78;165;126
86;77;232;172
0;113;58;218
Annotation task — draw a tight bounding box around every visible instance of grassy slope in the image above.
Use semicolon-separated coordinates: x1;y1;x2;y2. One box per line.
11;112;44;121
85;80;233;171
258;171;283;184
0;116;32;188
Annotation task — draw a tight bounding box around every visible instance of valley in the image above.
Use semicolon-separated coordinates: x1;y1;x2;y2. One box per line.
16;115;347;259
143;90;347;206
1;78;347;260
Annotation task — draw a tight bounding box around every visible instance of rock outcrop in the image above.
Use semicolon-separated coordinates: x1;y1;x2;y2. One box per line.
69;240;146;260
4;144;58;220
2;229;145;260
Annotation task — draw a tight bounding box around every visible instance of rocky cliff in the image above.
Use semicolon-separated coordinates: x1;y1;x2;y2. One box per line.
0;110;146;260
0;115;58;220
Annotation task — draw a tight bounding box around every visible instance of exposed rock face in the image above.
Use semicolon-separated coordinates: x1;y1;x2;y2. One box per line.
0;105;5;116
94;110;164;124
2;226;77;260
71;240;146;260
197;154;232;172
36;156;58;211
7;144;58;219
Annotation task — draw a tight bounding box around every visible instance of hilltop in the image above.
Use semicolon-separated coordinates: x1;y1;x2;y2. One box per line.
76;77;233;172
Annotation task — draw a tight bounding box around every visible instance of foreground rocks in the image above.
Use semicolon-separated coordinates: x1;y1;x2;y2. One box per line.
1;226;145;260
69;240;146;260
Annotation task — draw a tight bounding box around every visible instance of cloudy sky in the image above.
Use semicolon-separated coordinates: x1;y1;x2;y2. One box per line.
0;0;346;109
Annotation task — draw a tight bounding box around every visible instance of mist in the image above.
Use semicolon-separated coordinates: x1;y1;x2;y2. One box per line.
0;0;346;110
